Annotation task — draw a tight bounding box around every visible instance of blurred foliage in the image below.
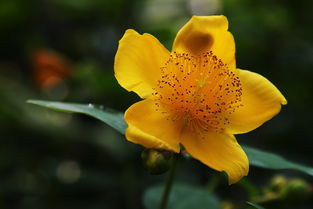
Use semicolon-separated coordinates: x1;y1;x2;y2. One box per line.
143;184;220;209
1;0;313;209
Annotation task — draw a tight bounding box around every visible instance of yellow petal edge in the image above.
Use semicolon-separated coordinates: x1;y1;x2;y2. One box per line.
173;15;236;68
124;99;181;152
114;29;170;98
180;129;249;184
225;69;287;135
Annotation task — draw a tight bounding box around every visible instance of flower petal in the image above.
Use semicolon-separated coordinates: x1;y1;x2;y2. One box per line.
172;15;236;68
181;129;248;184
124;99;181;152
114;29;170;98
226;69;287;134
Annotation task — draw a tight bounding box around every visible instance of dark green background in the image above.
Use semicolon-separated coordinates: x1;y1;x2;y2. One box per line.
0;0;312;208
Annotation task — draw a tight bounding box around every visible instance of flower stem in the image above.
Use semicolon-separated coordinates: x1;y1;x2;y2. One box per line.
159;154;179;209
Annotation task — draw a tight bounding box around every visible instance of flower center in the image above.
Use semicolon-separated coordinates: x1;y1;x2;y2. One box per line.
153;51;242;132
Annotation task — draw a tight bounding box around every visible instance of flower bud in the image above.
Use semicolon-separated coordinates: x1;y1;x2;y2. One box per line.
280;179;311;201
264;175;312;202
141;149;173;175
268;175;288;192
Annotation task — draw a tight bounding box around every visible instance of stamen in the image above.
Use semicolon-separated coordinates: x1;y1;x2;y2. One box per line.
153;51;242;133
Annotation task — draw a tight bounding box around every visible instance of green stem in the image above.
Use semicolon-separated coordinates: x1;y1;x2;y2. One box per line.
159;154;179;209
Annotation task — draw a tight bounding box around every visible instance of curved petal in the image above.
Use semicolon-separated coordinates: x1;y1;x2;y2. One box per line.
114;29;170;98
124;99;181;152
181;129;248;184
172;15;236;68
226;69;287;134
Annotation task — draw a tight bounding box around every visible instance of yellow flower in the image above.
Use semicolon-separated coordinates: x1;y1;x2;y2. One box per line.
114;15;287;184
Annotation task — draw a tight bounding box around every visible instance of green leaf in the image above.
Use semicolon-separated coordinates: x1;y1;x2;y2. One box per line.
243;146;313;176
143;184;219;209
27;100;127;135
246;202;265;209
27;100;313;177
